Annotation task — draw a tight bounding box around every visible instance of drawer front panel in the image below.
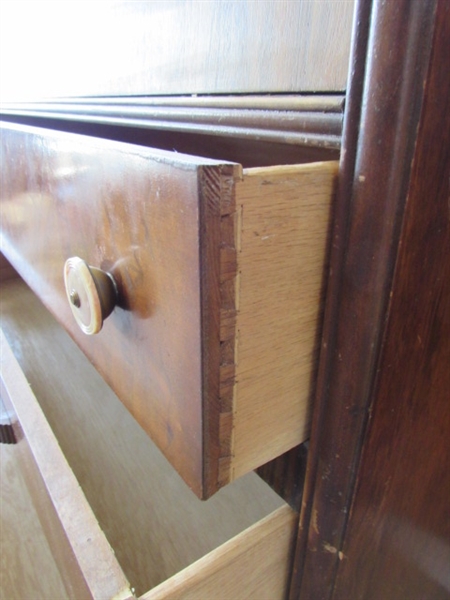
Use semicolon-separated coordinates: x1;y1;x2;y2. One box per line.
1;122;337;498
0;122;239;497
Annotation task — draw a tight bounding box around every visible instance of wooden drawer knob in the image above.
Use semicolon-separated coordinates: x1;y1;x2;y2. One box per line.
64;257;118;335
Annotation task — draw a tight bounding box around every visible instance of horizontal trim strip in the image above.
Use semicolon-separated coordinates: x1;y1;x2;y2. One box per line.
1;94;345;112
0;96;344;149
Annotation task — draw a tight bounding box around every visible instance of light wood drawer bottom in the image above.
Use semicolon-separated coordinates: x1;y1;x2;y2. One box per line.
0;278;297;600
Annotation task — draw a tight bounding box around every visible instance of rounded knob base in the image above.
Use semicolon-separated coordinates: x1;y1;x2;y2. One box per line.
64;257;117;335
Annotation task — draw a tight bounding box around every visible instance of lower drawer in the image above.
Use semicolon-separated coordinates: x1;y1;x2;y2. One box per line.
0;278;297;599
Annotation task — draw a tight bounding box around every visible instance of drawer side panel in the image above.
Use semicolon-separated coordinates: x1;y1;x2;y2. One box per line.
142;505;297;600
0;329;133;600
231;162;338;479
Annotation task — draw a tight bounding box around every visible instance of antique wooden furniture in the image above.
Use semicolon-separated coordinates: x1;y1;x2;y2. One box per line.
291;1;450;598
0;123;337;498
1;278;295;599
1;0;449;598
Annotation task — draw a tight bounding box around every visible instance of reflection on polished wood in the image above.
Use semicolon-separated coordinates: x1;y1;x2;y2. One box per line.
0;122;337;498
0;1;354;100
292;0;450;598
0;97;344;150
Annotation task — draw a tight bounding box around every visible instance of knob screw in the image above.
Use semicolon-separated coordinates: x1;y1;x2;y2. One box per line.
70;289;81;308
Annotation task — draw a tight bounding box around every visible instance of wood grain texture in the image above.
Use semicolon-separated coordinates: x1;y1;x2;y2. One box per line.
291;0;447;598
0;122;241;497
1;94;346;112
256;444;309;511
229;162;338;481
291;0;375;591
0;328;133;600
0;2;354;100
0;113;340;169
199;163;240;493
141;505;297;600
0;122;337;497
0;97;344;150
1;279;286;597
332;1;450;597
0;443;68;600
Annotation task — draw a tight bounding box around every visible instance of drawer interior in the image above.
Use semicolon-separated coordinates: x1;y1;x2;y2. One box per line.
1;277;294;597
0;422;68;599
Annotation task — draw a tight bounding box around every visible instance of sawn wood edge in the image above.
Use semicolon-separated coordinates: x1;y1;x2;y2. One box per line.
0;328;135;600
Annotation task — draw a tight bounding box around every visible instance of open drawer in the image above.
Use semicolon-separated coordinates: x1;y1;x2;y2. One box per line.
0;278;297;599
0;121;337;497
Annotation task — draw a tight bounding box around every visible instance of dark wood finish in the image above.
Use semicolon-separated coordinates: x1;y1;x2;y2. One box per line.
0;396;17;445
1;121;338;499
0;113;340;169
0;2;354;100
256;444;309;512
200;163;238;495
292;0;448;598
0;122;240;498
0;252;18;283
0;426;17;445
291;0;374;589
333;2;450;596
3;1;447;596
1;121;334;501
0;97;343;150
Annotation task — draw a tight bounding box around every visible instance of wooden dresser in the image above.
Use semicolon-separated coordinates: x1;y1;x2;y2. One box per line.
1;1;448;599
